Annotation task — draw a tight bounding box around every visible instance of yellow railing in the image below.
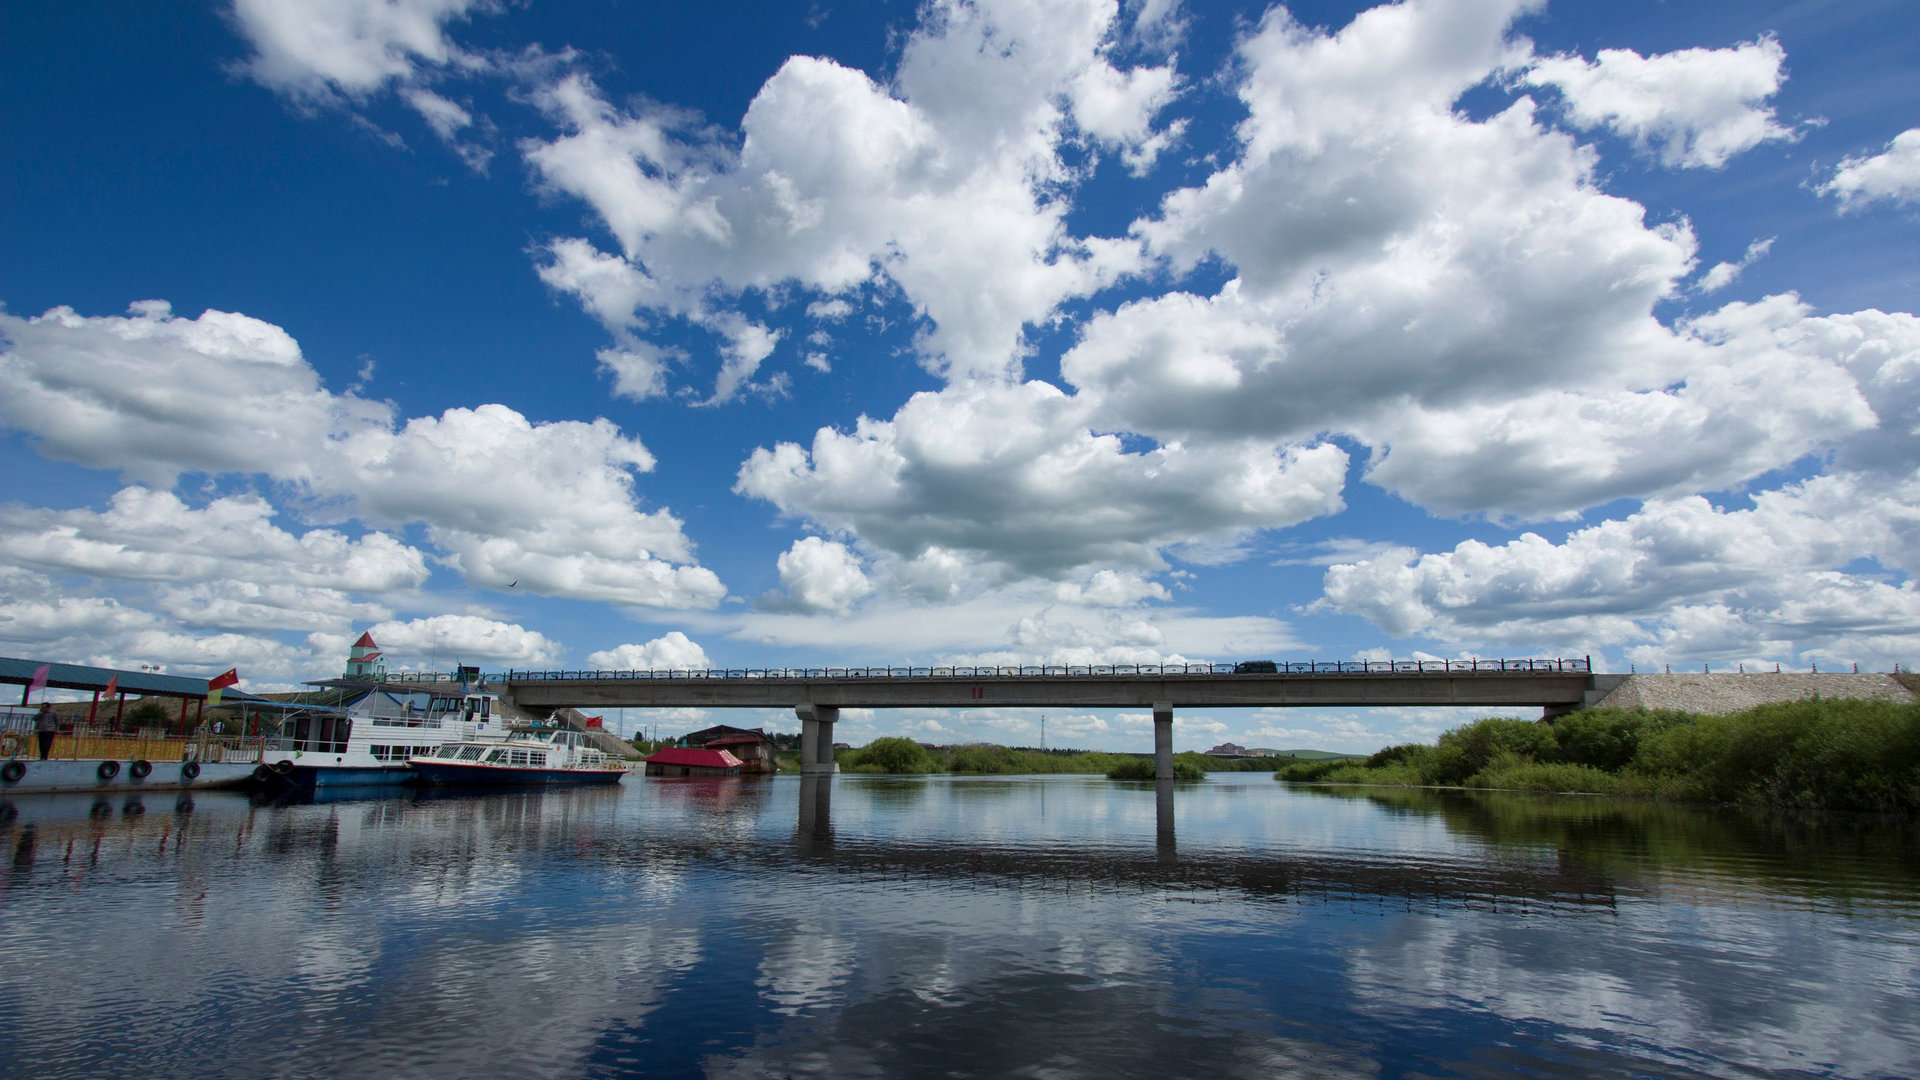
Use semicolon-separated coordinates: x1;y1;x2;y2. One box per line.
0;729;267;765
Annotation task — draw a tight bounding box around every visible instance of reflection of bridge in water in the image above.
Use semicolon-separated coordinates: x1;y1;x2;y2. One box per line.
788;777;1618;911
502;659;1620;779
0;782;1621;916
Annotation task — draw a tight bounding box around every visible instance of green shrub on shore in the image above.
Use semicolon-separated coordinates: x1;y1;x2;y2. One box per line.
840;736;940;774
1277;699;1920;813
946;744;1126;774
1275;758;1362;782
835;740;1290;780
1106;755;1207;781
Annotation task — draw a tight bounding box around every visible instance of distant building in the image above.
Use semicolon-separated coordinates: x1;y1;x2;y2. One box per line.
644;747;743;777
1205;742;1249;757
680;724;777;774
701;733;776;774
344;632;388;681
682;723;763;746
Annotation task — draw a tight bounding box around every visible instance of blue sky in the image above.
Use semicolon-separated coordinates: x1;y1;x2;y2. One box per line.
3;0;1917;751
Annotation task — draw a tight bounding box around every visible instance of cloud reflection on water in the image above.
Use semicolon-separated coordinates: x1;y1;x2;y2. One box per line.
0;776;1913;1079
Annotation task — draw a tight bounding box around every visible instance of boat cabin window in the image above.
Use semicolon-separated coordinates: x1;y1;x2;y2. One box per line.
290;714;351;754
456;745;485;761
482;749;505;763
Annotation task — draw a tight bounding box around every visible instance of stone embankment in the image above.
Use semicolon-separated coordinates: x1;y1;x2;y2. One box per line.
1591;673;1916;715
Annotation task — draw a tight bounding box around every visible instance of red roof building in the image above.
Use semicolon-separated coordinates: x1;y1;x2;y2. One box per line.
643;747;743;777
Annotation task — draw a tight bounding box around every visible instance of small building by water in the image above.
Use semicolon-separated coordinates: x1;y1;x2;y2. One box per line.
643;747;743;777
680;724;777;774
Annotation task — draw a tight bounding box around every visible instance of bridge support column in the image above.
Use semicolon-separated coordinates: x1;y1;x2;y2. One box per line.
1153;701;1173;780
797;704;839;775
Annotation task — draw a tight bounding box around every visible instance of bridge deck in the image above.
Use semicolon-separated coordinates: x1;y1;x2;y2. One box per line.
503;662;1605;711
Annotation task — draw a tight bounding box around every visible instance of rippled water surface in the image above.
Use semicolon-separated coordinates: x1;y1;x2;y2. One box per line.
2;774;1916;1079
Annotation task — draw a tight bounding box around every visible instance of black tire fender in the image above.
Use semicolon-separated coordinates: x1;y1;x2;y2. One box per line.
181;761;201;781
97;760;121;781
129;759;153;779
1;761;24;783
274;759;296;776
252;763;275;783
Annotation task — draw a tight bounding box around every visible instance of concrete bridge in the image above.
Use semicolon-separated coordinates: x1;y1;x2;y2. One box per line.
497;659;1622;779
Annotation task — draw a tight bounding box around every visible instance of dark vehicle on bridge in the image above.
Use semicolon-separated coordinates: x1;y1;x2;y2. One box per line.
1233;660;1278;674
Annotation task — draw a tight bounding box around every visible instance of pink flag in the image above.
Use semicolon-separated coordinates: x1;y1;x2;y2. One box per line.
27;664;49;701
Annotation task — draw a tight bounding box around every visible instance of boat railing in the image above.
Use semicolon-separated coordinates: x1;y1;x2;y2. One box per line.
359;713;454;729
260;732;350;756
1;727;268;765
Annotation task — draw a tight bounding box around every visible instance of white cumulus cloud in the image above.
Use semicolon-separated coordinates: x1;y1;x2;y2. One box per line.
586;632;712;671
772;537;875;615
0;301;725;610
1525;37;1798;169
1819;128;1920;210
229;0;488;101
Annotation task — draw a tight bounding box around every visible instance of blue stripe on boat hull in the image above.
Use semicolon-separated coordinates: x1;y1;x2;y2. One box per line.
287;765;420;788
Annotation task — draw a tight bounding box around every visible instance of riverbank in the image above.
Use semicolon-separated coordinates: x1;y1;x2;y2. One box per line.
1276;698;1920;814
835;737;1282;778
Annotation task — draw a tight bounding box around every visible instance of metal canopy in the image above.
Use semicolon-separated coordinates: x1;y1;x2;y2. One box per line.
0;655;217;700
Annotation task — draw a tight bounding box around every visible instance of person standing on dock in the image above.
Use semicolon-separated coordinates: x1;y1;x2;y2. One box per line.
34;704;57;761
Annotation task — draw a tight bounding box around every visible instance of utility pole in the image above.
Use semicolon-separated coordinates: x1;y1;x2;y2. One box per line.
1041;714;1047;751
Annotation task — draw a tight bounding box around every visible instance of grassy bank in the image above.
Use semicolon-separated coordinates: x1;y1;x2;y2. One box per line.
1276;699;1920;814
833;737;1288;780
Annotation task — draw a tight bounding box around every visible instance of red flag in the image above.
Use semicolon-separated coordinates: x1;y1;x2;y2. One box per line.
584;715;604;729
27;664;49;700
102;675;119;699
207;668;238;705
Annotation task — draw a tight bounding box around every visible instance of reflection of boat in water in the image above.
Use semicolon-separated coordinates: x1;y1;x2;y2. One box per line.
408;727;628;786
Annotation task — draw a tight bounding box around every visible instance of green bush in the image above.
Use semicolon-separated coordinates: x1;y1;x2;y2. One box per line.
1426;717;1557;785
947;743;1019;773
1467;757;1627;795
1272;699;1920;813
125;700;172;728
1366;743;1429;768
841;736;938;774
1550;708;1689;772
1106;756;1206;781
1275;758;1356;782
1631;699;1920;812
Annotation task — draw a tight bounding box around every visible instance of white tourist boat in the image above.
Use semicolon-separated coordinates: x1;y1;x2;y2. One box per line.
254;634;518;790
407;726;628;786
254;680;515;789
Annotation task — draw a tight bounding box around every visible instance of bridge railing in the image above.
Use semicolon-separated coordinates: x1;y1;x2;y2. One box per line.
500;657;1593;682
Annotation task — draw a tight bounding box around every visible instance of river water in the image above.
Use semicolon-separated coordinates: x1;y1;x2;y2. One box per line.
0;773;1915;1079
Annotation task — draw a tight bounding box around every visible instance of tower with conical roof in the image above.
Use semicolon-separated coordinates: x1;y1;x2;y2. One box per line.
345;631;388;681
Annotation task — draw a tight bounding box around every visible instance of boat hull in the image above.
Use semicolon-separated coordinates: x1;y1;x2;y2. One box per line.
0;759;257;795
408;761;626;786
281;763;420;789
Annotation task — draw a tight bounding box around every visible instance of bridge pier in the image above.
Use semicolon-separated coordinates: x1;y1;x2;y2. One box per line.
1153;701;1173;780
797;704;840;775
